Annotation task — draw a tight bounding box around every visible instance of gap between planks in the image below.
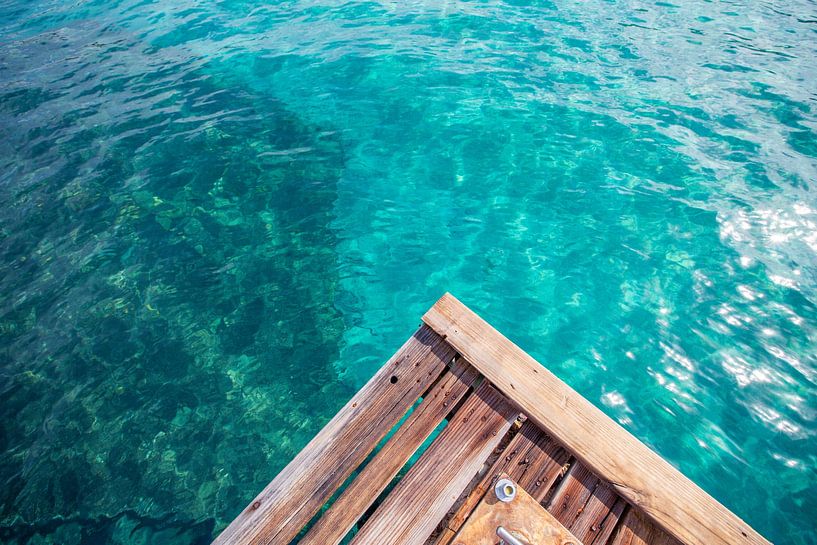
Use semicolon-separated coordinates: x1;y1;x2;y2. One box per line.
350;381;520;545
212;325;454;545
299;358;481;545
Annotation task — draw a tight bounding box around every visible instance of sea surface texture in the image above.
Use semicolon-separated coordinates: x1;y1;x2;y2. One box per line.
1;0;816;543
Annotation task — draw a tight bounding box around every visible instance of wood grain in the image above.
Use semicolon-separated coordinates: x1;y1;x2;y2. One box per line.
212;325;455;545
609;507;683;545
512;425;572;503
434;420;570;542
570;483;626;545
422;293;770;545
350;381;519;545
547;462;626;545
299;358;480;545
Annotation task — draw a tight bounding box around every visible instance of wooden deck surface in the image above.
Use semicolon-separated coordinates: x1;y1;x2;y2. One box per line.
213;293;771;545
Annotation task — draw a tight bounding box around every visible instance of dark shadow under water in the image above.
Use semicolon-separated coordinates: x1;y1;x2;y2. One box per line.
0;21;352;543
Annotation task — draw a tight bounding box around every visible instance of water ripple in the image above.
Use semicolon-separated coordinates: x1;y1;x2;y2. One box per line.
1;0;816;543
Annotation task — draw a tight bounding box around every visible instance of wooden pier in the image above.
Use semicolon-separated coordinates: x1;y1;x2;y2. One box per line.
213;293;770;545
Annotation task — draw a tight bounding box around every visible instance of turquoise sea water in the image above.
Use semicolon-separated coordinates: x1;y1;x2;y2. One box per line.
1;0;816;543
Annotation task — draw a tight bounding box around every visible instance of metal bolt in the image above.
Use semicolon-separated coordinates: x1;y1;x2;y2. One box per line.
494;478;517;502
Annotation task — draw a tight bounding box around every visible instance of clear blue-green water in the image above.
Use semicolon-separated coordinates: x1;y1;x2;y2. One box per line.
1;0;816;543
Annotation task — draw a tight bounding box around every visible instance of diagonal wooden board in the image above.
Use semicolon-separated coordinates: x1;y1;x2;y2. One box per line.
213;325;454;545
350;381;519;545
432;420;571;544
451;475;580;545
299;358;481;545
547;461;627;545
423;293;770;545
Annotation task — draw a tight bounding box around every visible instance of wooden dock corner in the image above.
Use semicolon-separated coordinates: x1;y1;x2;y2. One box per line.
213;293;771;545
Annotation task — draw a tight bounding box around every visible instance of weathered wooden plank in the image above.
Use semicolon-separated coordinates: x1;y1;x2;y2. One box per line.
571;484;627;545
608;507;683;545
212;325;455;545
299;358;480;545
547;462;626;545
422;293;770;545
433;420;570;542
424;424;522;545
512;424;572;502
548;463;597;524
350;381;519;545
